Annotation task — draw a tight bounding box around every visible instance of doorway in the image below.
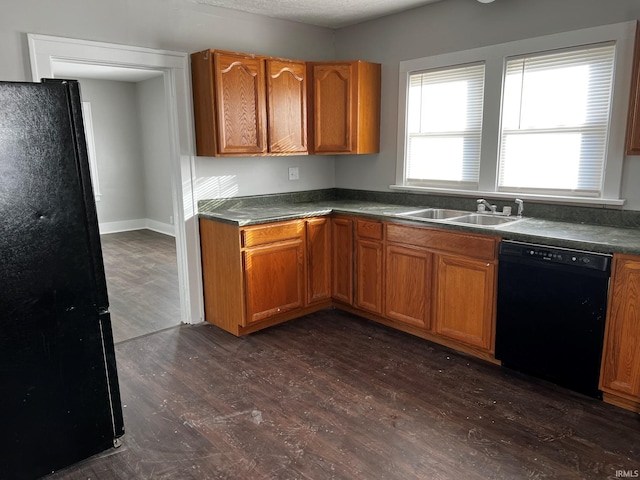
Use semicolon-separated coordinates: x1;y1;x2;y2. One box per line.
27;34;203;328
70;71;181;342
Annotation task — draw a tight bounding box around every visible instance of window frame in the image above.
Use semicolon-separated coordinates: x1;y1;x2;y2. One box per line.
406;62;486;189
394;21;636;206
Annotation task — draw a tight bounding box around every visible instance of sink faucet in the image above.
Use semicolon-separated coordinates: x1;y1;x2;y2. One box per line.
477;198;497;214
515;198;524;217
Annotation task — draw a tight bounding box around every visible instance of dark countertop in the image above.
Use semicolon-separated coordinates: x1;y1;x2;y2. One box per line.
199;199;640;256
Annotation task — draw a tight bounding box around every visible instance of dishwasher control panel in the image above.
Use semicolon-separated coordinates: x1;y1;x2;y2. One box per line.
499;241;611;272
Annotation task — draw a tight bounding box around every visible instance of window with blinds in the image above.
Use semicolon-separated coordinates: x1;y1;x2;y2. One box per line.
498;44;615;196
406;63;485;187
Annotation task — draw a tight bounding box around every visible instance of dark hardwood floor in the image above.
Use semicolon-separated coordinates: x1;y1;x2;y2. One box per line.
47;310;639;480
100;229;181;343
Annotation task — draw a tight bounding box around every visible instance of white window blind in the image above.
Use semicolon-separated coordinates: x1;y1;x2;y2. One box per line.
406;62;485;187
498;43;615;196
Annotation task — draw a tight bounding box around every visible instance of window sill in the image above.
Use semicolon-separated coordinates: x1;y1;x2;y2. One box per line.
389;184;626;208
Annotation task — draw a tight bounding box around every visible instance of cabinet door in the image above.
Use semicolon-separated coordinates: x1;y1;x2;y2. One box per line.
600;255;640;399
434;254;496;351
306;218;331;305
626;21;640;155
243;239;304;324
355;239;383;315
266;59;307;154
331;217;353;304
385;245;432;329
214;51;267;155
310;63;354;153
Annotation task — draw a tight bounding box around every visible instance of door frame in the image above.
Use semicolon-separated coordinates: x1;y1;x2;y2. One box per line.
28;33;203;326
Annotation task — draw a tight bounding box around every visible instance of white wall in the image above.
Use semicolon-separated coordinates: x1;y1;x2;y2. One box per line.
77;78;147;224
4;0;640;208
137;75;174;228
334;0;640;210
0;0;337;200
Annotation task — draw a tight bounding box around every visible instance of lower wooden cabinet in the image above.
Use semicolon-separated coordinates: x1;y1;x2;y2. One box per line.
200;214;498;358
383;222;498;354
306;218;331;305
434;254;496;351
384;245;432;329
199;217;330;335
243;239;304;323
355;219;383;314
355;239;383;314
599;254;640;411
331;216;353;304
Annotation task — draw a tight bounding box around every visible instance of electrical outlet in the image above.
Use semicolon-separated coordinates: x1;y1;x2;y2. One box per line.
288;167;299;180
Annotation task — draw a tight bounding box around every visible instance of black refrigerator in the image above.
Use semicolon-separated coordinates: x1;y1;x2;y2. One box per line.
0;79;124;479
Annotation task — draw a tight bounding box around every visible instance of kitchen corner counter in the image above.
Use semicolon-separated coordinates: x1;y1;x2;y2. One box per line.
198;199;640;256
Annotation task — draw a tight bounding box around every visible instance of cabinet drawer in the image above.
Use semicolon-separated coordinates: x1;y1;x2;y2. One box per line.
242;221;303;247
356;219;383;240
386;223;497;261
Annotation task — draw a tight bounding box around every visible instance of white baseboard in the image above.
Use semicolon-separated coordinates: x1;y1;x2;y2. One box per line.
146;219;176;237
99;218;175;237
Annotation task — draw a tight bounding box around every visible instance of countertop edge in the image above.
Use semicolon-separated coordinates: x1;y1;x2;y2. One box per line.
198;202;640;256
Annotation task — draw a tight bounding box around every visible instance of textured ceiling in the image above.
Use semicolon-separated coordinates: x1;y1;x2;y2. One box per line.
196;0;444;28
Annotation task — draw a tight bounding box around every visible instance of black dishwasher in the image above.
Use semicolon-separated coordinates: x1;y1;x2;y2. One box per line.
495;240;611;399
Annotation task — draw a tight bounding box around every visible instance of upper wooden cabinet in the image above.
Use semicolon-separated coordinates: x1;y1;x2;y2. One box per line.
307;61;381;155
626;21;640;155
190;49;307;157
266;58;307;154
599;254;640;411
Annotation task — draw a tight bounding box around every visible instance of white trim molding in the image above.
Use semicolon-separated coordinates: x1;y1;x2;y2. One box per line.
396;21;636;206
28;33;202;325
99;219;176;236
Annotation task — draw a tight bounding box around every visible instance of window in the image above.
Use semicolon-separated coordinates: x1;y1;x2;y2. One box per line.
406;63;485;188
395;21;636;205
498;44;615;197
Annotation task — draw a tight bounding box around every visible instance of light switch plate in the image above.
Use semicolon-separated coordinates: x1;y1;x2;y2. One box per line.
288;167;299;180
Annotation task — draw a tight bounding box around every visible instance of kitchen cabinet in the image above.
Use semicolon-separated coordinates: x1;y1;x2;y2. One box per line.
331;216;354;305
191;49;307;157
385;222;498;354
266;58;307;154
191;50;266;156
626;21;640;155
307;61;381;155
434;254;496;351
200;213;498;358
384;244;432;329
306;217;331;305
599;254;640;412
244;237;305;324
354;219;383;315
199;217;330;335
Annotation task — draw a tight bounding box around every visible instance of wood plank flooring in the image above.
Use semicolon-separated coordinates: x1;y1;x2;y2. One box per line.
100;229;181;343
46;310;640;480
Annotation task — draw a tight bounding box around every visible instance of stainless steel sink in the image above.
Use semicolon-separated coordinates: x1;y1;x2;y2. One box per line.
447;214;522;226
398;208;471;220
